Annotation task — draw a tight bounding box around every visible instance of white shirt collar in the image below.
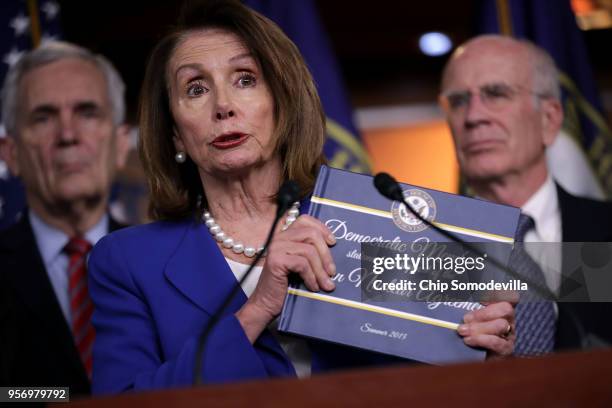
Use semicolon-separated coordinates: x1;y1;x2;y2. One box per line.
520;176;560;242
29;210;109;264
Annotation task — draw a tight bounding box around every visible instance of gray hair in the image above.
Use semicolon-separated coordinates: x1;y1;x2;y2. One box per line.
442;35;561;102
521;39;561;101
1;41;126;137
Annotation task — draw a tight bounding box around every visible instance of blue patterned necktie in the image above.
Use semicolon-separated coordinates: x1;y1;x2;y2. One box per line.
513;214;556;356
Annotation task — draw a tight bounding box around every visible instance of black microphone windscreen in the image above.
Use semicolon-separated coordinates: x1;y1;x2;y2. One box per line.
373;172;404;202
277;180;300;210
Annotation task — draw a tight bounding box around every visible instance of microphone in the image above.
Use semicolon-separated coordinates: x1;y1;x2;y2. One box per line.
192;180;300;385
276;180;300;217
373;172;554;300
374;172;404;202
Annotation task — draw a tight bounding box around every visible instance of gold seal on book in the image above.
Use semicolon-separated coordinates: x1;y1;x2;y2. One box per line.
391;189;437;233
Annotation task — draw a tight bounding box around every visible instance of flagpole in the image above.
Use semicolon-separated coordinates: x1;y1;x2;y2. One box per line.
495;0;514;36
27;0;42;47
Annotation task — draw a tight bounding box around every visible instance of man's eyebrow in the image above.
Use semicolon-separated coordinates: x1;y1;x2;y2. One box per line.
74;101;101;110
481;81;512;88
28;101;103;117
30;104;58;115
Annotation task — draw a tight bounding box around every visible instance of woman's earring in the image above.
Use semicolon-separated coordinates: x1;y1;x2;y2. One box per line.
175;151;186;163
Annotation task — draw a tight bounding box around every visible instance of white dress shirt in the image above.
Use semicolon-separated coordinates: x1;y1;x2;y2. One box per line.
29;211;109;324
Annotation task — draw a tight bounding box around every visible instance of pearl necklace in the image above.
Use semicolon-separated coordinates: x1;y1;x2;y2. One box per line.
203;202;300;258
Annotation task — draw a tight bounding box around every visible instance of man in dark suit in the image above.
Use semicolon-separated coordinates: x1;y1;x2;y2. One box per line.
0;42;130;395
439;35;612;352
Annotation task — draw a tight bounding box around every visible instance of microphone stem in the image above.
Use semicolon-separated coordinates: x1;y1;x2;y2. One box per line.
192;208;285;385
398;196;555;300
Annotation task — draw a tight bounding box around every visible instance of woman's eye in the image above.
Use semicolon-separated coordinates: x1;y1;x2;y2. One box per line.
187;82;207;97
237;73;256;88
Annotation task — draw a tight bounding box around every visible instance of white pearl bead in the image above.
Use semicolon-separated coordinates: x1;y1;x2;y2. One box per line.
203;203;300;258
222;237;234;248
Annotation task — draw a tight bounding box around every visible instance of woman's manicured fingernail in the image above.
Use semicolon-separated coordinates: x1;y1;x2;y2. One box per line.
327;262;336;276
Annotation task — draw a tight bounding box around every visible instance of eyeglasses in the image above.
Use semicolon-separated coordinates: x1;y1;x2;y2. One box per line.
439;82;550;114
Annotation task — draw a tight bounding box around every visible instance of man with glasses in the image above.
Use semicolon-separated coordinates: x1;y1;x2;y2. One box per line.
440;35;612;351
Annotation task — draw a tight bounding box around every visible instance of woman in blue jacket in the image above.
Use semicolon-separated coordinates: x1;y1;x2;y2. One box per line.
88;0;515;394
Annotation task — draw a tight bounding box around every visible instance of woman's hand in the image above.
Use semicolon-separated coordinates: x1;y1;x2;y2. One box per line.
458;301;515;358
236;215;336;342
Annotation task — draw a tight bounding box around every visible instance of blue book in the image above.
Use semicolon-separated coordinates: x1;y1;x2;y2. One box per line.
278;165;521;365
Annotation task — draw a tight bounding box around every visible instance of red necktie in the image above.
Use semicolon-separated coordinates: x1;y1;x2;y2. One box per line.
64;237;94;378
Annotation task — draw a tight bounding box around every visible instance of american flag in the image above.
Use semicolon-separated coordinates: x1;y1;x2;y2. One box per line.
0;0;62;229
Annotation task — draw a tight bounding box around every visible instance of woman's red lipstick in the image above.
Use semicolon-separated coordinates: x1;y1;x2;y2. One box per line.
211;132;249;149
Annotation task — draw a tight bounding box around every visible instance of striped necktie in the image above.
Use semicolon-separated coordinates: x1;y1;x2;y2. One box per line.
64;237;94;378
513;214;556;355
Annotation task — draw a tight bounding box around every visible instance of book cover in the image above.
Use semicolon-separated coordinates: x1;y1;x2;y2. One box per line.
279;165;521;365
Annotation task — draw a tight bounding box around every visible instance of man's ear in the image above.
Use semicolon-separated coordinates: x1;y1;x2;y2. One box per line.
540;98;563;147
0;136;20;176
114;124;132;170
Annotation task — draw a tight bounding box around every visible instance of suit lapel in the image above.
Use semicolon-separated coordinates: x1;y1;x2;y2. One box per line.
163;219;294;372
164;220;248;316
557;185;579;242
3;215;88;379
556;184;612;242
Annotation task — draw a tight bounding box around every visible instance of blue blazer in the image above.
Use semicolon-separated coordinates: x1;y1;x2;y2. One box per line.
89;216;406;394
88;218;299;394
